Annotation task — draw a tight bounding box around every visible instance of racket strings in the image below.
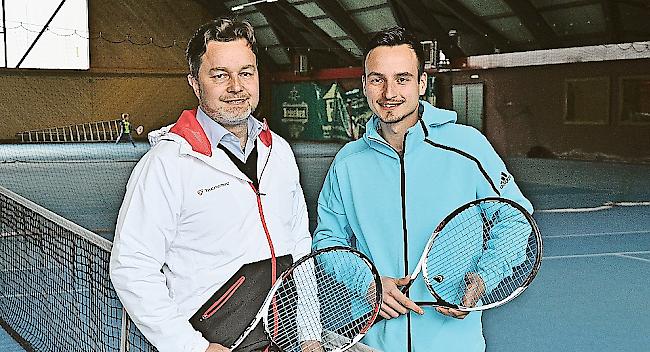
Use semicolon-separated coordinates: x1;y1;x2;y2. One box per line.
267;251;379;352
423;200;540;309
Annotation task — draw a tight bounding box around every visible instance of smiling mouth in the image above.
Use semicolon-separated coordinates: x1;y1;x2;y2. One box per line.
378;101;403;109
223;98;249;105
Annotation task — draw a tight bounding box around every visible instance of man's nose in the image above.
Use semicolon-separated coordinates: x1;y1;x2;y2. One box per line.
383;80;398;100
227;76;243;93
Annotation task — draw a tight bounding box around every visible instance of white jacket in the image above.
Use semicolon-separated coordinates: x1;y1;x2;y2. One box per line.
109;109;312;352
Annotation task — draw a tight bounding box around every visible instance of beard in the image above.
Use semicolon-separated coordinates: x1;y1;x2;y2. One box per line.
200;100;252;126
375;100;417;125
199;86;255;126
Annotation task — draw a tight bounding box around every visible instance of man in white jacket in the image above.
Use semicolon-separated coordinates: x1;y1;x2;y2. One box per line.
109;18;312;352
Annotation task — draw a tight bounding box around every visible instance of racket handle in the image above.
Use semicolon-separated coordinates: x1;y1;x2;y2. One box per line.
323;330;383;352
346;342;383;352
400;281;413;294
372;278;415;325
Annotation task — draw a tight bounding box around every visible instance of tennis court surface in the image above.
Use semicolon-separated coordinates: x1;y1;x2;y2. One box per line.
1;142;648;351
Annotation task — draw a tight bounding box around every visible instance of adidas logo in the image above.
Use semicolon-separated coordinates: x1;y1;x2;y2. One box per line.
499;172;511;189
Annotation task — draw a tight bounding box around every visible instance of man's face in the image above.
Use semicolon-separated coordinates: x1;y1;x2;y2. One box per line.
188;39;259;125
363;44;426;125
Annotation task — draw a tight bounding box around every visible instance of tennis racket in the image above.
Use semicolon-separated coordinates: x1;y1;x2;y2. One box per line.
231;246;383;352
398;197;542;312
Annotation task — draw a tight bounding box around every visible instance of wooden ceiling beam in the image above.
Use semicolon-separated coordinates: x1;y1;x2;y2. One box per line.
262;0;358;66
502;0;560;49
431;0;515;52
312;0;368;50
600;0;622;43
400;0;466;59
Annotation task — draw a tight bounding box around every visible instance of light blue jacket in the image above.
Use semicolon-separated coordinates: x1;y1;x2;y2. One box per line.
313;101;532;352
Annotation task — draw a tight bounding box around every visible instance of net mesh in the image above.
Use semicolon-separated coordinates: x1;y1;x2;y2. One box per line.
423;198;542;310
0;186;156;351
266;249;380;352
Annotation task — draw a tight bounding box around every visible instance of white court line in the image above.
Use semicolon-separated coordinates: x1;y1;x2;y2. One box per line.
545;230;650;238
544;250;650;260
537;201;650;213
537;205;613;213
614;254;650;263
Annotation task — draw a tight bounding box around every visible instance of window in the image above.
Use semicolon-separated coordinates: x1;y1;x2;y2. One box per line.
620;76;650;125
1;0;89;69
452;83;484;131
565;78;609;124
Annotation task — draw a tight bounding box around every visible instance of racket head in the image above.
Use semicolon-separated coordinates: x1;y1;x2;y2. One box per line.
262;246;382;352
421;197;542;311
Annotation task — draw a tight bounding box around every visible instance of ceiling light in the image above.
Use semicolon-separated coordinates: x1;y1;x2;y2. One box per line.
231;0;278;11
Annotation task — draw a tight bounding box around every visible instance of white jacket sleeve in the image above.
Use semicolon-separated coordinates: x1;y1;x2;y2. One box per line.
288;148;312;262
110;150;209;352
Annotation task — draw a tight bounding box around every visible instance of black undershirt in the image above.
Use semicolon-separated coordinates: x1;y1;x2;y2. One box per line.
216;140;259;189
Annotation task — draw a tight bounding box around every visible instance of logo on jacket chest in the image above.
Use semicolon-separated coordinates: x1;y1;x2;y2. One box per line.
197;182;230;196
499;172;512;189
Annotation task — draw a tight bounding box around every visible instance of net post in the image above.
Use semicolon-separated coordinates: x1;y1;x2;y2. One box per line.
120;308;129;352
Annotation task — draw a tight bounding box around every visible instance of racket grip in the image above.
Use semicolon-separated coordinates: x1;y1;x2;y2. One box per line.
400;281;414;293
372;279;415;325
324;330;383;352
346;342;383;352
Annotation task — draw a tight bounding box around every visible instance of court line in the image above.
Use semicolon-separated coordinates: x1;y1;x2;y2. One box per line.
537;201;650;213
544;250;650;260
614;254;650;263
545;230;650;238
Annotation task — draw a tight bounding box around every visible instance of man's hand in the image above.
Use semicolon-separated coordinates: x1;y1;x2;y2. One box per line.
205;343;230;352
379;276;423;319
300;340;325;352
435;272;485;320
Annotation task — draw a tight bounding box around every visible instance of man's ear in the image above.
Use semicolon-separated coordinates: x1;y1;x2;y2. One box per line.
187;74;200;100
361;75;367;97
418;72;428;96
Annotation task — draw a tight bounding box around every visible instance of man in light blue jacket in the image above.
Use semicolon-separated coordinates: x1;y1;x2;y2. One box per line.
313;27;532;352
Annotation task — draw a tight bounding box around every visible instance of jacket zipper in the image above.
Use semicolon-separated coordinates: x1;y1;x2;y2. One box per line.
251;141;280;344
369;132;413;352
200;275;246;320
249;183;277;284
399;133;413;352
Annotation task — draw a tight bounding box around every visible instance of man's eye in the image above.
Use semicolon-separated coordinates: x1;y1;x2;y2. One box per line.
370;78;383;84
212;73;228;81
241;72;253;78
397;77;410;84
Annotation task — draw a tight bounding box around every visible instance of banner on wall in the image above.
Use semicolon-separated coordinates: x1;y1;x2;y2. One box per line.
271;82;373;141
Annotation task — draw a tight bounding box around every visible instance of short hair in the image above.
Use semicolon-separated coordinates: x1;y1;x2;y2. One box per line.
363;26;425;76
121;113;129;119
186;17;258;78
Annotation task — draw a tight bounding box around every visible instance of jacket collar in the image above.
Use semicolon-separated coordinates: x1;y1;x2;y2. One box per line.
169;109;272;158
167;109;273;183
363;101;457;156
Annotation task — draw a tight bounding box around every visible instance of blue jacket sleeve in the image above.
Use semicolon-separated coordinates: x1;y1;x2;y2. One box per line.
474;132;532;212
473;132;534;293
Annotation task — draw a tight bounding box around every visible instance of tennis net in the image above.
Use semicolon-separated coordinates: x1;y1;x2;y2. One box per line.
0;185;156;352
